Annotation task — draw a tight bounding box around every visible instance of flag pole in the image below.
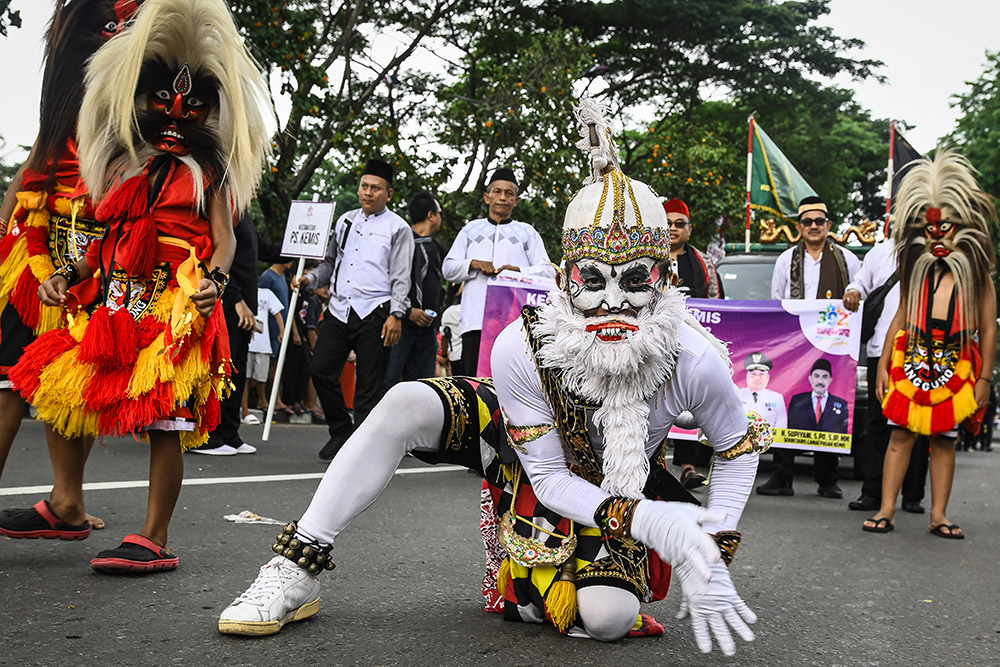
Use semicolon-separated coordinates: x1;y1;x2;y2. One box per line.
745;112;755;252
884;120;896;238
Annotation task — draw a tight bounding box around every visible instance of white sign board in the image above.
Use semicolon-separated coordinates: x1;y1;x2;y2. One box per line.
281;200;337;259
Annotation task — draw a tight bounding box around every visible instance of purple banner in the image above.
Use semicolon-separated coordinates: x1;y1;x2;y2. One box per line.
683;298;861;453
478;274;558;376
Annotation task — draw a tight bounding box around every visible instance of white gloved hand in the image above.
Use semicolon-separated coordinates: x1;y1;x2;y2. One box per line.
630;500;724;583
674;559;757;656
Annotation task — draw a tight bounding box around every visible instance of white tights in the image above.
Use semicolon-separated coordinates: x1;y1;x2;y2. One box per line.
297;382;444;544
573;585;641;641
296;381;642;642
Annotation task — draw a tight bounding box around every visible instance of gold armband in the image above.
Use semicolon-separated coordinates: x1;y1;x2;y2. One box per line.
594;496;640;540
506;422;555;453
714;530;742;567
718;411;773;460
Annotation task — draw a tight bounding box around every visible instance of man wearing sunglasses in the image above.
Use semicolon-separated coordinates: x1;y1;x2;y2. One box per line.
759;196;860;498
769;197;860;301
664;198;722;300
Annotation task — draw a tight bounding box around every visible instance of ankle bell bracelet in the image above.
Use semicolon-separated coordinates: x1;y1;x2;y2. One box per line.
272;522;336;575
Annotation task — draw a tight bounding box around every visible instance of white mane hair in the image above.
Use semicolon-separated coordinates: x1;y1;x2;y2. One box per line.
78;0;272;214
533;287;689;498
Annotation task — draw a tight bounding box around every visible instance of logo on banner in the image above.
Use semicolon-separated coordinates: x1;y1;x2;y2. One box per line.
798;303;852;353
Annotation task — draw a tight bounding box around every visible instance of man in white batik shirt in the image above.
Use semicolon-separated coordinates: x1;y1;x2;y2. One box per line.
442;167;553;374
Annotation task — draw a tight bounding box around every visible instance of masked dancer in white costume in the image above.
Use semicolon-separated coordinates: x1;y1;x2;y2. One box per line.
219;100;770;655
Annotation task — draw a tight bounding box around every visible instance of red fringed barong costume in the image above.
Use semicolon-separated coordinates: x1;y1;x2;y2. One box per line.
11;156;230;450
882;279;983;437
0;140;103;383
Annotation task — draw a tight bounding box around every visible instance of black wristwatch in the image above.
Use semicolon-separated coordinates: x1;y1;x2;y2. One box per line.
391;310;405;320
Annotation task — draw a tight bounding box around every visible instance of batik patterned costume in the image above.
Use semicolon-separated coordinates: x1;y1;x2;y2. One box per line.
10;156;230;449
0;139;103;387
413;372;674;632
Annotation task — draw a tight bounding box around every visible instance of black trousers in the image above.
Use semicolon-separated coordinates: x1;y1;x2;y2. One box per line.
859;357;928;501
460;330;482;377
311;305;390;439
672;439;713;467
770;448;840;488
282;344;311;406
207;303;251;447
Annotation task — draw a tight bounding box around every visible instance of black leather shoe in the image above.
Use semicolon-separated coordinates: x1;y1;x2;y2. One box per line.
848;494;879;511
318;437;347;462
756;479;794;496
817;484;843;499
901;500;926;514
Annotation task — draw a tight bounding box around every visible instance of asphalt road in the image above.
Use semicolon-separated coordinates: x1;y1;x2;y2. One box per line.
1;418;998;667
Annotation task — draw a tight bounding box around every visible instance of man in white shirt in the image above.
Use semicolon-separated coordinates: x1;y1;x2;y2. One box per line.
760;196;859;499
842;239;927;513
736;352;787;430
442;167;553;374
294;159;413;461
770;197;861;300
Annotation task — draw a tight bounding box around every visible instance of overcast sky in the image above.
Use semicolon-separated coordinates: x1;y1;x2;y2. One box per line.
1;1;997;164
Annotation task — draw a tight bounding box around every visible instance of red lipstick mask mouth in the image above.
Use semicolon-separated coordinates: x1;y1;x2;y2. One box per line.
584;320;639;342
930;241;952;258
154;124;188;154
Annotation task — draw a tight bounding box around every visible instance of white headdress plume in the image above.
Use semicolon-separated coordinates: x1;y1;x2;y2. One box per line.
573;96;621;183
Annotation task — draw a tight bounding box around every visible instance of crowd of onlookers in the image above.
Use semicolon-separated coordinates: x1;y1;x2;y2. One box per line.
192;160;550;460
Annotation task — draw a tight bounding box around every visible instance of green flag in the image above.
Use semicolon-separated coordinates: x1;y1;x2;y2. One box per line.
750;122;817;219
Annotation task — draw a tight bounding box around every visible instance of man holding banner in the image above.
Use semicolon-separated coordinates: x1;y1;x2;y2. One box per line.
759;196;859;498
441;168;552;374
294;159;413;461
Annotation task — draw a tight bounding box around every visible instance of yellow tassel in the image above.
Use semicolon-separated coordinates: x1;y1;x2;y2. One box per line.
545;560;577;633
497;558;511;598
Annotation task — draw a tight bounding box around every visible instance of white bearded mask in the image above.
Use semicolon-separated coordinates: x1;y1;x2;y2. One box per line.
530;96;734;498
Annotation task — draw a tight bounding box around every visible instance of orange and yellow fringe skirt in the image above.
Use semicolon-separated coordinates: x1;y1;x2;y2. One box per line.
9;258;230;451
882;329;982;436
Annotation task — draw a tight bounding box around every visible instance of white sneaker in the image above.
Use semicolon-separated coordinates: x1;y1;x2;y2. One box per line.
190;444;238;456
234;443;257;454
218;556;321;636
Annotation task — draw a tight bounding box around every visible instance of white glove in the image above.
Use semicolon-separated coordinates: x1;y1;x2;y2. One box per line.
675;559;757;656
630;500;724;583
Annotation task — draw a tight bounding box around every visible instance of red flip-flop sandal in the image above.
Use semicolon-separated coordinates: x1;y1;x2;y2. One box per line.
0;499;92;540
90;534;179;573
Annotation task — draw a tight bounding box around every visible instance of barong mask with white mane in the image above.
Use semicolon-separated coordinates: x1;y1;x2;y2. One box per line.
78;0;271;216
892;149;997;341
533;98;694;499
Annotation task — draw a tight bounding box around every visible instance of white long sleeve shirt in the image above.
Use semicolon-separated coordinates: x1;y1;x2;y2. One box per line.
442;218;553;335
305;207;413;322
845;239;899;357
771;244;861;300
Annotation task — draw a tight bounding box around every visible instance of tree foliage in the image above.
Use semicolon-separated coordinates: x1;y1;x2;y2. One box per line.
949;50;1000;199
0;1;21;37
227;0;892;256
230;0;461;236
